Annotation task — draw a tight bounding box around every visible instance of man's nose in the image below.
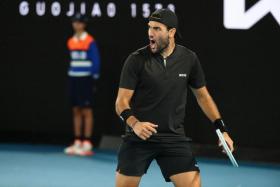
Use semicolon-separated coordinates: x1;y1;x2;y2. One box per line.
148;29;154;38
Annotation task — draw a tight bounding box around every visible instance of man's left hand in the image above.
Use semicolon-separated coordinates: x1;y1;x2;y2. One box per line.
218;132;234;153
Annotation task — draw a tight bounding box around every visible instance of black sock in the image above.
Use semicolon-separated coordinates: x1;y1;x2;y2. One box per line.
75;135;81;140
84;137;92;142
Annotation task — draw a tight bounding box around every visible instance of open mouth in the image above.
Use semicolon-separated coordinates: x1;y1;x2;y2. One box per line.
150;39;156;50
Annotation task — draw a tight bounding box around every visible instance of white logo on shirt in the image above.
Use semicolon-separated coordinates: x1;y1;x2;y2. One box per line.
179;73;187;77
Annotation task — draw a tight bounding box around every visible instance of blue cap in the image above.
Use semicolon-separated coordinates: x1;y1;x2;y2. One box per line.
72;13;88;23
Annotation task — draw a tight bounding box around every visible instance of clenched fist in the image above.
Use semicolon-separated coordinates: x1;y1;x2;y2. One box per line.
132;122;158;140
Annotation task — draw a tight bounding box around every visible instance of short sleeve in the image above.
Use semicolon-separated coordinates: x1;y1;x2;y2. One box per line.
119;54;141;90
188;53;206;89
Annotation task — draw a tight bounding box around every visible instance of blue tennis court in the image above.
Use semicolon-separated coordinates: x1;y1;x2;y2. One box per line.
0;144;279;187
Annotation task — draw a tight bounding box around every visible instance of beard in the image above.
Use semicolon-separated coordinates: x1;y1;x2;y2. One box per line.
150;35;170;54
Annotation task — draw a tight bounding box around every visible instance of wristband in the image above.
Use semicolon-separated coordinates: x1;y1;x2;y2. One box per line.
119;109;133;123
214;119;228;133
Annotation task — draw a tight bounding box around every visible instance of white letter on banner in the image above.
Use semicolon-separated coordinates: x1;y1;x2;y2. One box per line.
155;3;163;10
66;2;75;17
143;3;150;18
224;0;280;29
167;4;175;12
19;1;29;16
107;2;116;18
80;2;86;15
51;2;61;16
92;3;101;17
131;3;137;18
36;1;46;16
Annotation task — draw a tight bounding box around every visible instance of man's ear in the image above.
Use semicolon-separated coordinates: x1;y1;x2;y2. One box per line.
169;28;176;38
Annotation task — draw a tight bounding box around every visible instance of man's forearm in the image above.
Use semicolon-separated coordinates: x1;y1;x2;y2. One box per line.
115;99;139;128
196;94;221;122
115;98;129;116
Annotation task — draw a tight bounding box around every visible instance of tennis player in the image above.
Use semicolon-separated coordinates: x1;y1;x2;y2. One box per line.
115;9;234;187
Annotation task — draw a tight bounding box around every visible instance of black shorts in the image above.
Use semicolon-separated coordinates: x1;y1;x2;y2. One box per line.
69;76;94;107
116;140;199;182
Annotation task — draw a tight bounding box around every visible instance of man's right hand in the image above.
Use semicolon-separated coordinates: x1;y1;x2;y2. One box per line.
132;122;158;140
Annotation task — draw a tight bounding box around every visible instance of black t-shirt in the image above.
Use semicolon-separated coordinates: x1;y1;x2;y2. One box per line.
119;44;206;142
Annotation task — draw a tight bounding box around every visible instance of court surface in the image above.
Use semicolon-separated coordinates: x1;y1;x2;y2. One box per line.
0;144;279;187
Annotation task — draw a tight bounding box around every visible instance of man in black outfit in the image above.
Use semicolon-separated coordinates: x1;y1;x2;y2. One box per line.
115;9;234;187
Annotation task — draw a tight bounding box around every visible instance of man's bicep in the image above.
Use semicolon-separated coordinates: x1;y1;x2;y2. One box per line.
188;54;206;88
